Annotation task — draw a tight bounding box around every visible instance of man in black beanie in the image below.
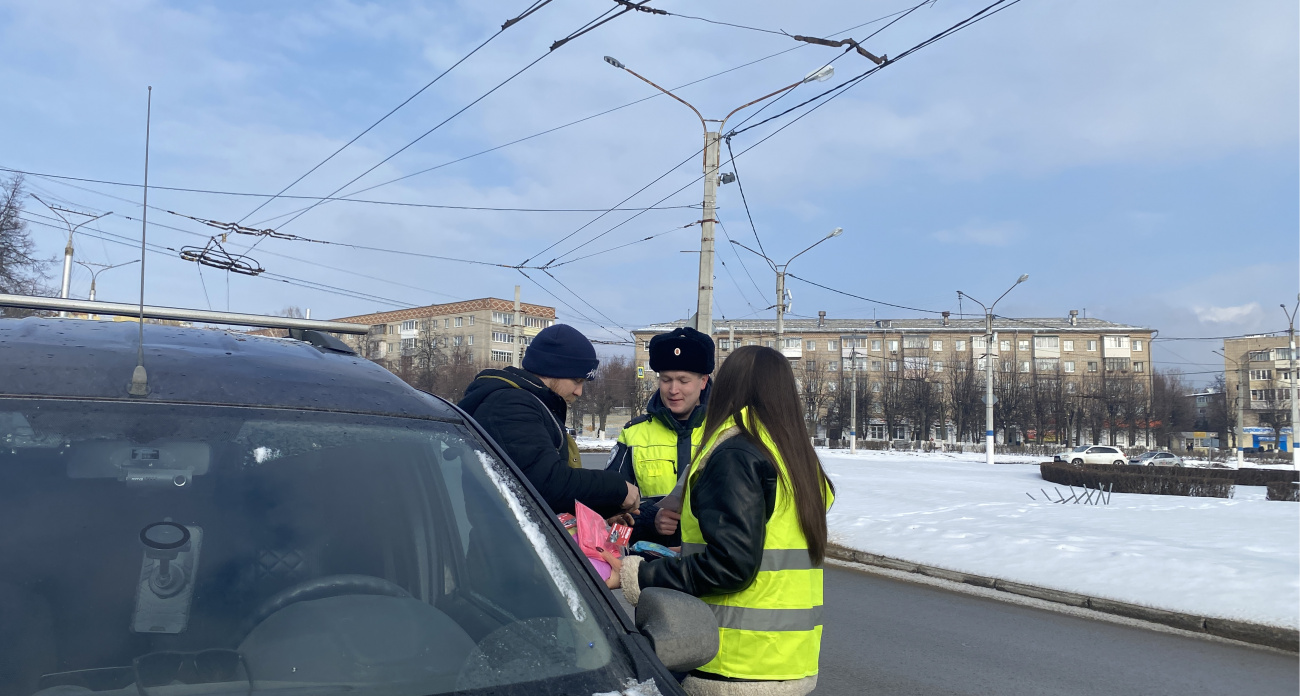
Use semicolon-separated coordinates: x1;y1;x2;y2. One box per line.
606;326;714;546
460;324;639;517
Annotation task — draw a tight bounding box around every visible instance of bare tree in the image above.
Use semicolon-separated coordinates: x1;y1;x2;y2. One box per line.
946;360;982;443
581;355;636;436
0;174;53;315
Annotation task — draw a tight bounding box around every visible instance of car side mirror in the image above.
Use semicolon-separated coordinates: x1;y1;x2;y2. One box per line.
634;588;719;672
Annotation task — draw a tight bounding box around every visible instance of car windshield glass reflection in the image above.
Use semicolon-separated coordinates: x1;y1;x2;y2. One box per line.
0;400;625;696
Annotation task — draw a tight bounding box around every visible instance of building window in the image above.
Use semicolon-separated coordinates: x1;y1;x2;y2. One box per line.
491;349;513;362
1017;339;1030;351
492;311;514;325
1132;339;1143;352
806;340;816;351
1105;336;1127;349
1134;361;1145;373
804;360;816;371
870;359;881;371
1065;381;1077;393
871;382;882;393
1034;336;1059;349
1035;358;1059;372
1087;340;1097;351
1064;361;1076;373
746;340;757;346
442;318;449;328
719;339;730;350
1249;350;1271;362
492;331;513;343
1001;360;1013;373
1251;389;1278;401
468;316;475;326
903;336;928;350
1250;369;1273;381
1104;357;1130;372
453;335;463;347
869;424;886;439
1062;340;1074;352
1019;360;1031;373
400;338;418;354
934;360;945;373
827;361;839;371
467;335;474;346
455;317;463;327
784;337;801;349
932;340;944;351
1087;361;1098;372
999;340;1011;352
887;361;898;372
523;316;551;328
827;340;839;350
887;340;899;352
400;320;419;332
764;340;775;348
870;339;881;351
955;340;966;351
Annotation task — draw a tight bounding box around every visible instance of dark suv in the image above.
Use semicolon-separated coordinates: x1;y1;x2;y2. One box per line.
0;316;712;696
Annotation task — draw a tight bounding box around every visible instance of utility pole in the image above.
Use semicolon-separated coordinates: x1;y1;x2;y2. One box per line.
1215;348;1246;469
775;269;786;342
32;196;109;317
603;56;835;338
512;285;522;369
849;341;858;453
733;227;843;346
75;259;139;318
1283;296;1299;469
958;274;1029;466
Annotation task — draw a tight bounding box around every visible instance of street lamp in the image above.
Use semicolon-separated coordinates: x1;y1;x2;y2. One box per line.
603;56;835;338
32;195;110;317
1212;349;1247;469
74;259;140;318
732;227;843;342
1279;294;1299;469
957;274;1029;466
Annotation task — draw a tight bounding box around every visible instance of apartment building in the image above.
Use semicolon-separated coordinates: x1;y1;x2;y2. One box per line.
633;311;1155;443
1222;334;1296;451
333;298;556;368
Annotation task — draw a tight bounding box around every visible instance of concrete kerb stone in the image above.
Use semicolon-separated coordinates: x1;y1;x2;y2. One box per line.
825;543;1299;653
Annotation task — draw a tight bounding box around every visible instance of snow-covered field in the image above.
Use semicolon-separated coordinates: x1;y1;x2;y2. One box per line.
821;449;1300;629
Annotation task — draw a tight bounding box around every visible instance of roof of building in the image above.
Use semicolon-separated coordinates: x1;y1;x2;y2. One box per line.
0;317;458;420
334;298;556;326
633;316;1153;335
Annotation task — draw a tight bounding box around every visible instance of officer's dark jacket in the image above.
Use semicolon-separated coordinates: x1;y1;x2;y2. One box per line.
458;366;627;516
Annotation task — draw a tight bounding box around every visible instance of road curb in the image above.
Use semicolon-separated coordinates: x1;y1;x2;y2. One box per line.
826;543;1299;653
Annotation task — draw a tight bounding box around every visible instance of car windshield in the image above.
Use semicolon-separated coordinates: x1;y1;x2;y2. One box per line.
0;398;634;696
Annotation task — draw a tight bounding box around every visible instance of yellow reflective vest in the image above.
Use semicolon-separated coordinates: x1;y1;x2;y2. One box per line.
679;409;833;681
616;409;706;498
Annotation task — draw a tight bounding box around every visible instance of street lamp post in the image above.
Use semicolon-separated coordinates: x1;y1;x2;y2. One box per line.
1281;295;1300;469
958;274;1029;466
32;196;110;317
75;259;140;319
603;56;834;338
732;227;843;345
1213;349;1246;469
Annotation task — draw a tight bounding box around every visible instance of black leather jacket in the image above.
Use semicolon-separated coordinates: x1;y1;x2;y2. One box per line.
638;434;778;597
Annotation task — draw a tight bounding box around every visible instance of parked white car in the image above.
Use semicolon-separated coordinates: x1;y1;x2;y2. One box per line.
1055;445;1127;465
1130;451;1184;467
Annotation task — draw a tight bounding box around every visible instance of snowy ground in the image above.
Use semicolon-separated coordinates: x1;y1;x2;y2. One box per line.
820;449;1300;629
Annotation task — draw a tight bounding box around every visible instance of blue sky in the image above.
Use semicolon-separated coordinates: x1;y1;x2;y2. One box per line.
1;0;1296;382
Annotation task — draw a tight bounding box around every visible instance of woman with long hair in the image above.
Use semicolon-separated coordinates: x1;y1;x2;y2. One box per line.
602;345;835;696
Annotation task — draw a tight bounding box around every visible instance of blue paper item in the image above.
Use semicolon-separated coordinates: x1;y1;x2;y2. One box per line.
630;541;680;559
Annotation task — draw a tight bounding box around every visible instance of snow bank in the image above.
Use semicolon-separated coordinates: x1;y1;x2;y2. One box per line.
821;449;1300;628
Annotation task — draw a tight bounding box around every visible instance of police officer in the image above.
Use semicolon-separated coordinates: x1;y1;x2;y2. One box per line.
607;326;713;545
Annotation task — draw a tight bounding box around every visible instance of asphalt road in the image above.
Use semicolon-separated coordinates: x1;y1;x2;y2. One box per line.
581;454;1298;695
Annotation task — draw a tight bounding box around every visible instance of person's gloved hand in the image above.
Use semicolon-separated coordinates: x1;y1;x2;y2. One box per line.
605;513;634;527
654;508;680;536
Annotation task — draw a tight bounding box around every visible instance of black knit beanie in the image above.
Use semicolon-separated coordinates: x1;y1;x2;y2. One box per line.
522;324;600;379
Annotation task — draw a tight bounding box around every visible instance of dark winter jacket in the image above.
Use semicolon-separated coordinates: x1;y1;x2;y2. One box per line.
458;366;628;517
638;434;778;597
606;383;710;545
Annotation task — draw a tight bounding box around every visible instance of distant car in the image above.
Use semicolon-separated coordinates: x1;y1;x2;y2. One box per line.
1130;451;1184;467
1055;445;1126;465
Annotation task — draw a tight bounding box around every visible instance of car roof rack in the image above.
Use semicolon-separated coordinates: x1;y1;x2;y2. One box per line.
0;293;369;335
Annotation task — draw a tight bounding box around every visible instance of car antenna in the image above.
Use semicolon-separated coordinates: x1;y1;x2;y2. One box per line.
128;86;152;398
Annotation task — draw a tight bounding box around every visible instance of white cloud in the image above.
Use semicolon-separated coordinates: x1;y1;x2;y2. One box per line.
1194;303;1263;324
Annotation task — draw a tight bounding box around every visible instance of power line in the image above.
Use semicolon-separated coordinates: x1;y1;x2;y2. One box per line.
236;0;558;224
723;137;769;260
267;1;649;236
716;217;769;308
785;272;945;315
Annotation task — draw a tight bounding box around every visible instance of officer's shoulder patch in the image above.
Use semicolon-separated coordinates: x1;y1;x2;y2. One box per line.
623;414;653;429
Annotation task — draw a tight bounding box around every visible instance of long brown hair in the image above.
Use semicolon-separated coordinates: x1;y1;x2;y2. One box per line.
696;345;834;564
